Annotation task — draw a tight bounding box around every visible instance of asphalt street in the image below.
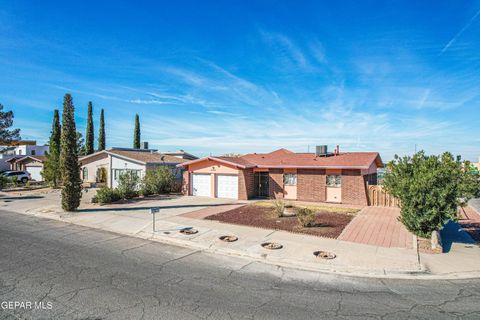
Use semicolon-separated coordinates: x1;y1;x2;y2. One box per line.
0;209;479;320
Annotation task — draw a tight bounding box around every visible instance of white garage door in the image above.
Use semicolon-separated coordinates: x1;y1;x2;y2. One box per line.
192;174;211;197
216;175;238;199
26;166;43;181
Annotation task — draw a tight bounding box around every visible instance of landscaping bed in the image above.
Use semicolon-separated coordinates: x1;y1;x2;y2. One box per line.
205;203;357;238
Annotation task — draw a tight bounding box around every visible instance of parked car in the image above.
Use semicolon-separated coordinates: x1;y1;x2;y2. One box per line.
1;171;31;184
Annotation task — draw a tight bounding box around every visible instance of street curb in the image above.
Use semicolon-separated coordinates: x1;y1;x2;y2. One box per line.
12;209;480;280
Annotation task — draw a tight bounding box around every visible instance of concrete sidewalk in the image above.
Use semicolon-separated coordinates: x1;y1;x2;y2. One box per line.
2;192;480;279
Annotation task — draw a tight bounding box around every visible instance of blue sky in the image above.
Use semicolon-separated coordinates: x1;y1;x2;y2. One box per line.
1;1;480;160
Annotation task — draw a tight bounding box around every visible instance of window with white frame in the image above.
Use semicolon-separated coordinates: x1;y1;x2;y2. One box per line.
113;169;141;182
82;167;88;180
283;173;297;186
326;175;341;187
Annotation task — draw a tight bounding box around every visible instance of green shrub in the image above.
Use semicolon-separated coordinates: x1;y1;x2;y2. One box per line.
297;208;316;227
273;199;285;217
0;175;8;190
140;167;175;196
9;176;17;187
117;171;140;199
92;187;121;204
384;151;480;238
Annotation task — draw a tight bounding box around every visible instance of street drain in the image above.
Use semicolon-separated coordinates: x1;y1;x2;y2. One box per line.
261;242;283;250
219;235;238;242
179;228;198;235
313;251;336;260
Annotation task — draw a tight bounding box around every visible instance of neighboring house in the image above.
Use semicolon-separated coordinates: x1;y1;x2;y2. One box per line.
6;156;46;181
163;150;198;161
79;148;188;188
0;141;49;171
178;146;383;206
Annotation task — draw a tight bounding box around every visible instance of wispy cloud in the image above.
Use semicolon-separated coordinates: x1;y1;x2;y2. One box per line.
441;8;480;53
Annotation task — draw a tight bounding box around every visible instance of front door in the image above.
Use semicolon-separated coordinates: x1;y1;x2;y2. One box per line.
254;172;269;197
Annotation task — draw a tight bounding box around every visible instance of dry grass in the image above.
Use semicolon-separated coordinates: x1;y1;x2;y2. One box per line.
253;200;360;215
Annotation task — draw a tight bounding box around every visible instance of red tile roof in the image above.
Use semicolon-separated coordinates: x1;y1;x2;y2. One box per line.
179;149;383;169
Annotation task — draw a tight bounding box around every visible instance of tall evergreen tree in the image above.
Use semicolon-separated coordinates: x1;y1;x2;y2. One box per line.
60;94;82;211
42;110;61;187
98;108;105;151
85;101;94;155
0;103;21;144
133;113;141;149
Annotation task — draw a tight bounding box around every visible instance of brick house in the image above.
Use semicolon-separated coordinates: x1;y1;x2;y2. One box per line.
177;147;383;206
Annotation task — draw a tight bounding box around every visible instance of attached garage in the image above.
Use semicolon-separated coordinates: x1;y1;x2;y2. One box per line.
216;174;238;199
191;173;212;197
26;165;43;181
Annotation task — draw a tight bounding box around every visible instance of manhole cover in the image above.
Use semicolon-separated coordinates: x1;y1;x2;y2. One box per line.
219;235;238;242
313;251;336;260
261;242;283;250
179;228;198;235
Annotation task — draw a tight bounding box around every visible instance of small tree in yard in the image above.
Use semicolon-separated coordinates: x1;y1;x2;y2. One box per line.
383;151;480;238
117;171;140;199
60;94;82;211
42;109;61;187
140;167;175;196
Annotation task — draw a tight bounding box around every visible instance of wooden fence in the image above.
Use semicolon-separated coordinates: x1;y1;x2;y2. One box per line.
367;185;400;207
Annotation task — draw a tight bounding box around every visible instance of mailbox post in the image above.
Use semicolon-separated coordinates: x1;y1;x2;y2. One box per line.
150;207;160;232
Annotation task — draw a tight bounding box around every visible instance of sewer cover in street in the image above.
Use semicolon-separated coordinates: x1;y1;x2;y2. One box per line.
313;251;336;260
179;228;198;235
261;242;283;250
219;235;238;242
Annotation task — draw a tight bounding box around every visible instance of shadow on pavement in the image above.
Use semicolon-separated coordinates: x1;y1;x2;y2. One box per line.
0;196;45;201
441;220;477;253
77;203;240;213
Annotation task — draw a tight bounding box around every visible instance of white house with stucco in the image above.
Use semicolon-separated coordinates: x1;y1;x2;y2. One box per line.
79;148;189;188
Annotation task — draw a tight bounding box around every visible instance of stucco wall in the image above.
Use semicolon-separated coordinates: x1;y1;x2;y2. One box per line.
79;153;111;186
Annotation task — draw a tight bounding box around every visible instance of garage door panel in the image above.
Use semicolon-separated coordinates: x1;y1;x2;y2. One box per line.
26;166;43;181
192;174;211;197
216;175;238;199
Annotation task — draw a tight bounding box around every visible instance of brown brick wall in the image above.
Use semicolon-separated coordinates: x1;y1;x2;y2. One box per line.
297;169;326;202
238;168;254;200
268;169;284;199
341;169;368;205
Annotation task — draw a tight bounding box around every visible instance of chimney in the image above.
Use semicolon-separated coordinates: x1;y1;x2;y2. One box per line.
315;145;328;157
141;141;149;150
335;145;340;155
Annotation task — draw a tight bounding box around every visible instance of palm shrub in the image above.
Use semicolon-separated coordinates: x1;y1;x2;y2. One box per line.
140;167;175;196
383;151;480;238
297;208;316;227
117;171;140;199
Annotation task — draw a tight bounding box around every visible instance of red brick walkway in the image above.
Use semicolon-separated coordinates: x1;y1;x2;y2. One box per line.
338;207;413;249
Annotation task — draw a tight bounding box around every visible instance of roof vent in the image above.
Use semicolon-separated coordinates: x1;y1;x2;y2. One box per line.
315;145;328;157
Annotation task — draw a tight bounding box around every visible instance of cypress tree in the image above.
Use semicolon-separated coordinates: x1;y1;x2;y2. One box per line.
98;108;106;151
60;94;82;211
85;101;94;155
133;114;140;149
42;109;61;187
